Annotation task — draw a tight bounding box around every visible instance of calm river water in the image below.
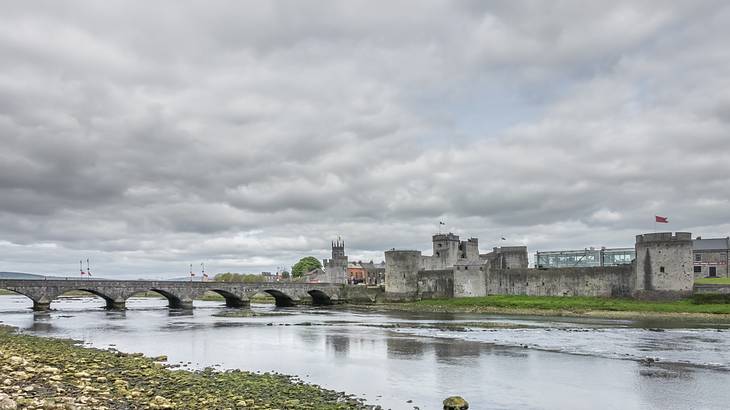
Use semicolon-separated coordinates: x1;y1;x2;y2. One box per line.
1;295;730;410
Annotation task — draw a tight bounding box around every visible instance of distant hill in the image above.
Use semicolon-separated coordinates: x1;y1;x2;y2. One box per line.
0;272;83;280
167;277;205;281
0;272;46;279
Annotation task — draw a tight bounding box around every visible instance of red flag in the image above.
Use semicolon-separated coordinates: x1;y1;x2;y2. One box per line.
655;215;668;223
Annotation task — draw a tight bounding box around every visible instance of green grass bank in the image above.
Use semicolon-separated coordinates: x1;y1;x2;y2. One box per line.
390;295;730;318
695;277;730;285
0;326;366;409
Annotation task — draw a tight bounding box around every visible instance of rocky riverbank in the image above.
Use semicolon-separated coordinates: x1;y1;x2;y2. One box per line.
0;325;369;409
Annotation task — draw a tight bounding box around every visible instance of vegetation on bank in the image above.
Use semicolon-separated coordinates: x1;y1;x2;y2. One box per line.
401;295;730;315
0;326;366;409
197;291;275;303
695;277;730;285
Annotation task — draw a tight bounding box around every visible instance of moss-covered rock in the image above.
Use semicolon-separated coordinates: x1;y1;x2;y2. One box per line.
0;325;368;409
443;395;469;409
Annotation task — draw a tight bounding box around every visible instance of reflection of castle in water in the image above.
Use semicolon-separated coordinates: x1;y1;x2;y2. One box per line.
326;333;350;357
386;336;425;359
433;339;481;364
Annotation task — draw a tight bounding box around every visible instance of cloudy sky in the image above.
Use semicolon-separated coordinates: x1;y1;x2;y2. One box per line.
1;1;729;278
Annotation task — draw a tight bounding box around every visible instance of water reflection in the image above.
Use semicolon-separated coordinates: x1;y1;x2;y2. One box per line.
2;295;730;410
387;336;425;359
433;339;481;363
326;333;350;357
27;320;54;332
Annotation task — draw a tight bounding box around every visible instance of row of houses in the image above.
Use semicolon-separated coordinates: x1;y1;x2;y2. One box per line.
302;260;385;285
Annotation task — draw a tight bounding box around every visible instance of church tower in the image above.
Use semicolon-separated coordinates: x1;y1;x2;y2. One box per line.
323;237;348;284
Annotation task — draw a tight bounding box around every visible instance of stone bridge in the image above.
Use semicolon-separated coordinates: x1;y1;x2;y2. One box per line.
0;279;350;311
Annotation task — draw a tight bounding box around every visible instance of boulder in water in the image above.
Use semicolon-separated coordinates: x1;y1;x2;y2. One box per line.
443;396;469;410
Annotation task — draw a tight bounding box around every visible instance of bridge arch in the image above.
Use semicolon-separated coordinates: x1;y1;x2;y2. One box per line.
207;289;247;308
308;289;333;306
260;289;295;307
51;289;117;310
149;288;190;309
0;287;35;308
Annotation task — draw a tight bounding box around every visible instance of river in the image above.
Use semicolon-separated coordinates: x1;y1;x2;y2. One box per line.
1;295;729;410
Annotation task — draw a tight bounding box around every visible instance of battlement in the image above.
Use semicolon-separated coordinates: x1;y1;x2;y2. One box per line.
635;232;692;244
432;233;460;242
492;245;528;253
385;249;422;255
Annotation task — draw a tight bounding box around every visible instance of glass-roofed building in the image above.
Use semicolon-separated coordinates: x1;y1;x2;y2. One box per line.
535;247;635;269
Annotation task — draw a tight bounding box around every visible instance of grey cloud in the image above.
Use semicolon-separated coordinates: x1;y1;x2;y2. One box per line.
1;1;729;277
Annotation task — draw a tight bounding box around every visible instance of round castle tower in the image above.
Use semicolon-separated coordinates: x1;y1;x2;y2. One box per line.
384;250;422;301
634;232;693;296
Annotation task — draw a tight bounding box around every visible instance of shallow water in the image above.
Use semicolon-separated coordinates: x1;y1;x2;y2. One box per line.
1;295;729;410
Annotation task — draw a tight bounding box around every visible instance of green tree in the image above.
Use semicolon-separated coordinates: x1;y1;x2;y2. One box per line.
214;272;264;282
291;257;322;278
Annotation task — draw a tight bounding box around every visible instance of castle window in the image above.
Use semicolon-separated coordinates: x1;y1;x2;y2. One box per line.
694;266;702;273
695;253;701;262
437;244;442;248
660;266;665;273
465;266;468;270
435;252;440;257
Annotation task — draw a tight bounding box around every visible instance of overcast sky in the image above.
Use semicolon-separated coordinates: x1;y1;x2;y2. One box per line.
1;1;729;278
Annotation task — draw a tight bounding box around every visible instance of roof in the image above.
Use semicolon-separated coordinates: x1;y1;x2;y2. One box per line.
303;267;325;276
693;238;730;251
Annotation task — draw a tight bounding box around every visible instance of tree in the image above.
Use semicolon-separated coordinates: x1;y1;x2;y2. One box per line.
291;256;322;278
214;272;263;283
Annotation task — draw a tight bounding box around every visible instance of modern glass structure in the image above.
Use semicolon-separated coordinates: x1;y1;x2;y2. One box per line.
535;247;635;269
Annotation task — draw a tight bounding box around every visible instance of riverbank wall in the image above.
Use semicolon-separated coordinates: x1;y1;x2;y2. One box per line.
411;265;634;300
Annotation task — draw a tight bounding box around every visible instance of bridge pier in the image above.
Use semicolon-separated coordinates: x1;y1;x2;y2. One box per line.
225;298;249;308
170;299;194;310
106;300;126;310
33;301;51;311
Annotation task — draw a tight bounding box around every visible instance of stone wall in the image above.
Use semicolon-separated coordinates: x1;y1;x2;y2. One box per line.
453;262;486;297
417;270;454;299
342;285;385;303
481;246;529;269
486;265;633;297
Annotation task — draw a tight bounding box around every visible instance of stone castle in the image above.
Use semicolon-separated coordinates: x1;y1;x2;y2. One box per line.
384;232;694;301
